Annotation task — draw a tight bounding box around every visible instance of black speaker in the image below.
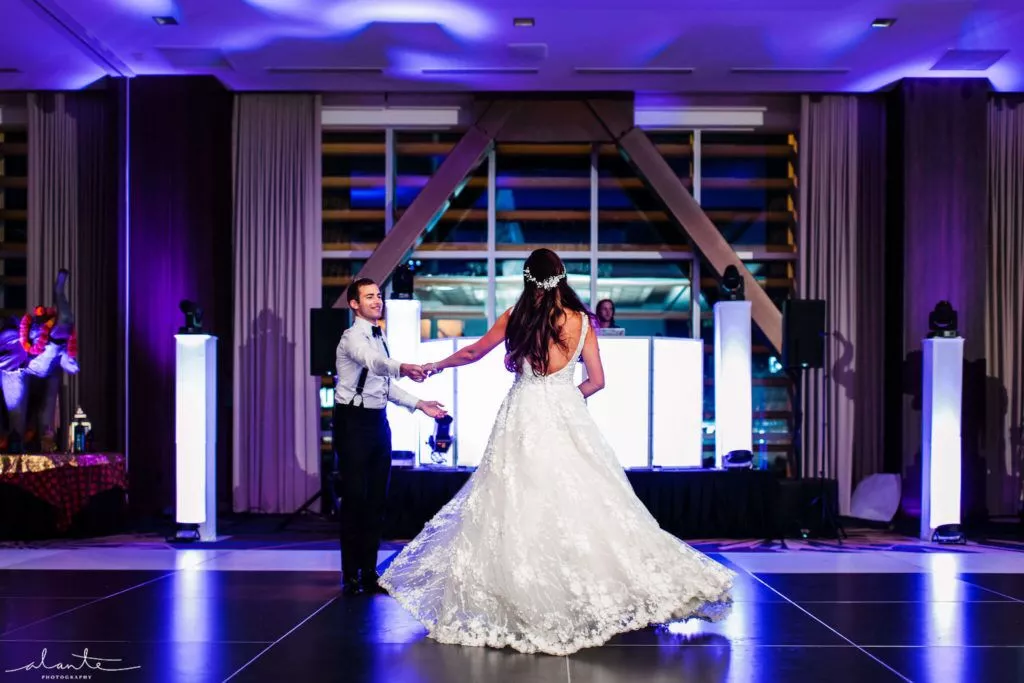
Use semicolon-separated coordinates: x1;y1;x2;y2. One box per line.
310;308;349;376
782;299;826;369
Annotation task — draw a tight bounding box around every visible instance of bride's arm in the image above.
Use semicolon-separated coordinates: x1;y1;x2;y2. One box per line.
577;320;605;398
427;309;511;373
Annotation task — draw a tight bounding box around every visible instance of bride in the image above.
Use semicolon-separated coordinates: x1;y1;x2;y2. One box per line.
379;248;734;656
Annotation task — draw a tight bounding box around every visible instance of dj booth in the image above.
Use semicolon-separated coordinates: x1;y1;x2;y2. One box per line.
386;333;705;469
369;303;834;541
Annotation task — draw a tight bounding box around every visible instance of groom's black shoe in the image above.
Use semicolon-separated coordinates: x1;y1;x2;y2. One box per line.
360;572;387;595
342;577;364;597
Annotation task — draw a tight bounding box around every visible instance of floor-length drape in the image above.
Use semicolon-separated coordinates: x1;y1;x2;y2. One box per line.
985;96;1024;517
798;95;886;514
27;93;117;447
232;94;322;513
853;96;888;488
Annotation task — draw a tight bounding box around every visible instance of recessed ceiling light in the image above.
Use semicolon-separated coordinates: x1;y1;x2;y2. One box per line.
871;18;896;28
513;17;535;27
153;16;178;26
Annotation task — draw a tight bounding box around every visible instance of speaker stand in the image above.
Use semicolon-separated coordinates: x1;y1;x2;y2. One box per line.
278;381;338;531
788;363;846;544
810;469;847;543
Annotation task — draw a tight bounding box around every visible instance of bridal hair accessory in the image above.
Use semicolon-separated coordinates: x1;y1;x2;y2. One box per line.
524;267;566;290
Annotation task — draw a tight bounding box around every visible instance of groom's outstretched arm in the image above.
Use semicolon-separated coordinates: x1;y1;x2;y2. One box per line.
339;333;401;378
387;382;447;418
339;333;426;381
387;380;420;412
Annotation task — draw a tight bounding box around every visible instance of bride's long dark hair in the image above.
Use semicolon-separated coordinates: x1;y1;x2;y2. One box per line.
505;249;596;375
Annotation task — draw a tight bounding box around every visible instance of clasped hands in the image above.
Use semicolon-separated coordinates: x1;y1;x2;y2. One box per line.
399;362;443;383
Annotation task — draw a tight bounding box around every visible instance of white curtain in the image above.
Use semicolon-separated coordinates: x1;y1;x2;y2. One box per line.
232;94;323;513
798;95;881;515
26;93;116;444
26;93;79;435
985;97;1024;517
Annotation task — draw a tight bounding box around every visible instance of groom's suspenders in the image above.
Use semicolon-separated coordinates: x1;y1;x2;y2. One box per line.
347;334;388;407
349;368;369;407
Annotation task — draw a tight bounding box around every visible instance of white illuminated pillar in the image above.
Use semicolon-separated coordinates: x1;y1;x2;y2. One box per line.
920;336;964;541
175;334;217;541
385;299;421;455
713;301;752;468
652;338;704;468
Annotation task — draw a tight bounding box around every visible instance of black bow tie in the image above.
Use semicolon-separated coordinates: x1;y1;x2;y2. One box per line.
371;326;383;338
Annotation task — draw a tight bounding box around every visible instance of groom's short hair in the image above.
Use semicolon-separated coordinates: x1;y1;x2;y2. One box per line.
347;278;377;305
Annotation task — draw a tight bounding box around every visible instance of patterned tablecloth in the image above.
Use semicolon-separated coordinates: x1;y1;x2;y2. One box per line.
0;453;128;531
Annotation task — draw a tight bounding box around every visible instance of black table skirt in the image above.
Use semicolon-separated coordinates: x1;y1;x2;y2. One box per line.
383;467;803;541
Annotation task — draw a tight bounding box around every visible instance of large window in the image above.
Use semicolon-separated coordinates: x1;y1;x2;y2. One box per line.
322;131;386;251
0;122;28;315
397;132;488;249
321;119;800;469
496;144;590;251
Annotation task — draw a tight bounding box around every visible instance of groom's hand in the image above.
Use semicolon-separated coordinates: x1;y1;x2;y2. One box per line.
416;400;447;418
400;363;426;382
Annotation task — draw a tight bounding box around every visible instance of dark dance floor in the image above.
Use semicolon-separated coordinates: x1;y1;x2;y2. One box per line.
2;542;1024;682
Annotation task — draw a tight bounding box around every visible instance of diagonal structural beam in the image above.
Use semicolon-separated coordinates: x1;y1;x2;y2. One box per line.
335;101;518;306
590;105;783;352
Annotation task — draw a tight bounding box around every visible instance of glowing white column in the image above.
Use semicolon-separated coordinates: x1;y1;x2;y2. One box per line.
920;336;964;541
652;338;704;467
174;334;217;541
713;301;752;468
385;299;421;455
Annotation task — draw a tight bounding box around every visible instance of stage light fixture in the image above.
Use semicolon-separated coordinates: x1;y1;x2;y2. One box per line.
720;265;745;301
428;415;454;465
392;262;418;300
927;301;958;338
932;523;966;545
723;449;754;469
179;299;204;334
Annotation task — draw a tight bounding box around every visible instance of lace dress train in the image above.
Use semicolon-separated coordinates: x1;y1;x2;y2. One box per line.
380;314;734;655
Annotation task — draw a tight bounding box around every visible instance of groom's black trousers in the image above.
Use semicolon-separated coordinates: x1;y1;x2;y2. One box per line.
333;402;392;582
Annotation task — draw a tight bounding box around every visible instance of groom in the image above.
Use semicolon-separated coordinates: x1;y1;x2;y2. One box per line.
334;278;446;596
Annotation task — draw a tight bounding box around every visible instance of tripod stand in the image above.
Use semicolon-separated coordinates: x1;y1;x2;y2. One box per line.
278;380;339;531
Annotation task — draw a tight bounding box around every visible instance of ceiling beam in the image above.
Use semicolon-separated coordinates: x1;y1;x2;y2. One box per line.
588;100;783;353
25;0;133;77
337;100;518;306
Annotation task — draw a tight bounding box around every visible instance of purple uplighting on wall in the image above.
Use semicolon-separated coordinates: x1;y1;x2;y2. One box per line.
898;78;989;523
128;76;233;516
901;78;988;360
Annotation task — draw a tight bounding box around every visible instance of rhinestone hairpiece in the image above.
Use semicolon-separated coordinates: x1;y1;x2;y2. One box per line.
524;267;566;290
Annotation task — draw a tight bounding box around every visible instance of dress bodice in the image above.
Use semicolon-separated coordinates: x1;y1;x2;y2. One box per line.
515;311;588;387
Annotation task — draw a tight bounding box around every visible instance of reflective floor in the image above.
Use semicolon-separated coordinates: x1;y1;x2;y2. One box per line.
1;546;1023;682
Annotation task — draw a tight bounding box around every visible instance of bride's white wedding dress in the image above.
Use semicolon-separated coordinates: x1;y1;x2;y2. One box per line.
380;312;734;656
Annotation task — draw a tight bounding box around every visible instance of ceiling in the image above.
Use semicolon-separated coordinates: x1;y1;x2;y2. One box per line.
1;0;1022;92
